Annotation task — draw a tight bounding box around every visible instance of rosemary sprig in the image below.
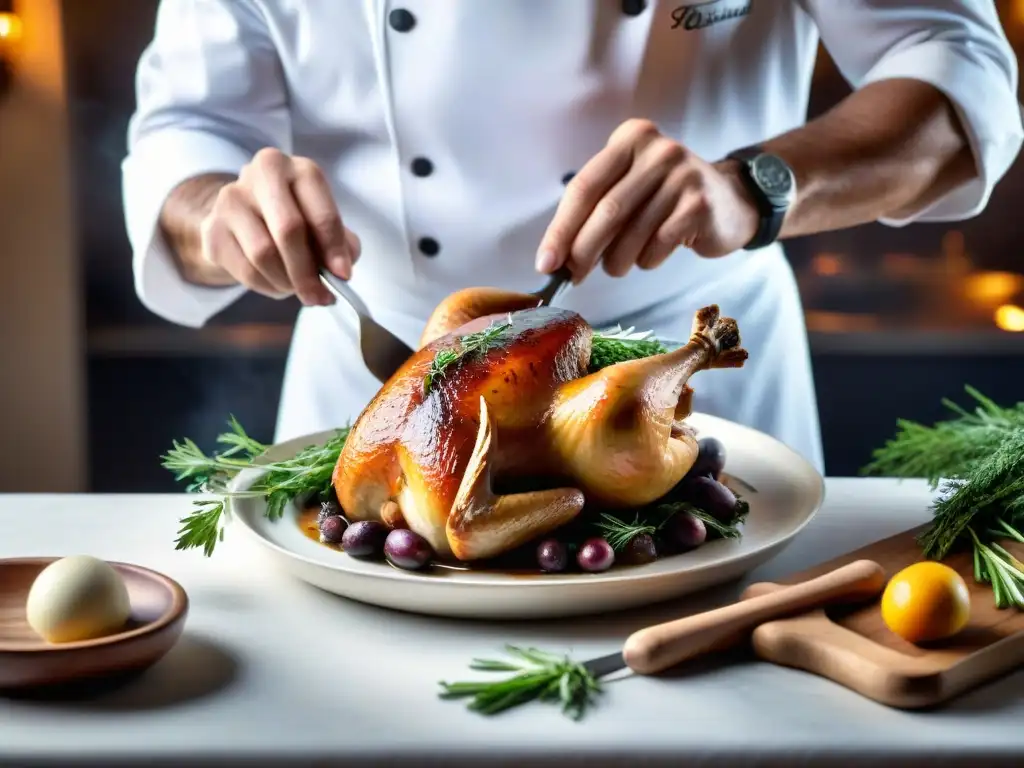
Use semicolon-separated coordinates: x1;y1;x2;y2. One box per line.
594;512;663;552
863;385;1024;609
423;321;668;394
161;418;350;556
969;527;1024;608
161;415;268;493
685;503;749;540
592;493;749;553
650;485;750;540
438;645;603;720
424;317;514;394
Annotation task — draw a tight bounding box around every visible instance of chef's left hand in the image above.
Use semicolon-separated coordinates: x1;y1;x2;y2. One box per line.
536;119;761;280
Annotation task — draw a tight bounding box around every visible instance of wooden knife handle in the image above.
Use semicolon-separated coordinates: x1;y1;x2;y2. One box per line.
621;559;887;675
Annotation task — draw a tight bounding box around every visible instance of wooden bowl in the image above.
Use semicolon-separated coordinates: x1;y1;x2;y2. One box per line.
0;557;188;692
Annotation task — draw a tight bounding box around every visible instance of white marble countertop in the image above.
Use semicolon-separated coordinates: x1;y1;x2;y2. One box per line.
1;479;1022;767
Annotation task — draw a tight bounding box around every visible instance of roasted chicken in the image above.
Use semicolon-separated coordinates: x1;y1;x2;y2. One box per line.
333;288;747;562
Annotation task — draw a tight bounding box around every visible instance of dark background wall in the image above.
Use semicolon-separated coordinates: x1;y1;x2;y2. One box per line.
60;0;1024;491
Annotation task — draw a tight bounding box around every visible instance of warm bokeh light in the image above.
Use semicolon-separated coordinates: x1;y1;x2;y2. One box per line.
940;229;972;275
811;253;844;276
994;304;1024;332
0;13;23;45
964;271;1024;305
1012;0;1024;26
804;311;881;333
881;252;926;278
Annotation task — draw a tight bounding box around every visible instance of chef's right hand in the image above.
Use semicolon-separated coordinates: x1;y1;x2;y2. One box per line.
200;148;361;306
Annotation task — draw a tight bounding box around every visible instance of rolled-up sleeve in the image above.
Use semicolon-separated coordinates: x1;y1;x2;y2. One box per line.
122;0;291;327
801;0;1024;226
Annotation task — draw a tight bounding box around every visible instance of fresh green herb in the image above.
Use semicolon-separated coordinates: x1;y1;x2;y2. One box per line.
424;317;515;394
862;385;1024;485
161;417;350;557
442;483;750;720
640;498;749;540
592;493;749;551
423;321;667;393
589;326;669;373
438;645;603;720
684;502;749;540
594;512;664;551
969;526;1024;609
863;386;1024;608
171;500;225;558
161;415;268;493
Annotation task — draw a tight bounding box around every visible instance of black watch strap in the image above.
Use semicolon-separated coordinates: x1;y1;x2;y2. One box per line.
727;146;789;250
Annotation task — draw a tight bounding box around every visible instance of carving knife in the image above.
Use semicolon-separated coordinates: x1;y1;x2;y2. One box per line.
580;559;885;678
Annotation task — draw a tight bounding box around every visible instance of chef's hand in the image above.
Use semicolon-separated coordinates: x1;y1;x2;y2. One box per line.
535;119;760;281
199;148;360;306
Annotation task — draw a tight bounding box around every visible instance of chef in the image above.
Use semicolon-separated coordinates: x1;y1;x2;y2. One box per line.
122;1;1023;475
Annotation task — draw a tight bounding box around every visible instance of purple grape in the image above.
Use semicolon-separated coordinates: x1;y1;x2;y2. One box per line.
682;476;738;521
687;437;727;480
319;514;347;544
577;538;615;573
318;499;342;525
341;520;389;559
536;539;568;573
384;529;434;570
623;533;658;565
669;511;707;549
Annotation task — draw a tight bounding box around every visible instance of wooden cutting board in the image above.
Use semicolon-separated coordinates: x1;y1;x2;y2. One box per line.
742;525;1024;709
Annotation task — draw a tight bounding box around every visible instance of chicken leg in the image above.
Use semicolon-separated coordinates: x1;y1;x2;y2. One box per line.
547;305;747;507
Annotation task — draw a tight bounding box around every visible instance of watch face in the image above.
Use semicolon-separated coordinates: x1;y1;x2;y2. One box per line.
752;154;794;199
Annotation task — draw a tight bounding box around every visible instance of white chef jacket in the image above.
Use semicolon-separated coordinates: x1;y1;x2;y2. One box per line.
122;0;1023;476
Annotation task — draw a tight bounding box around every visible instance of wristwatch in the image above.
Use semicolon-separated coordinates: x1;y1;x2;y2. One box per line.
726;146;796;250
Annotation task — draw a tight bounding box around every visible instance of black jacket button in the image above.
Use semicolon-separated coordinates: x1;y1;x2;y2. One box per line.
411;157;434;177
622;0;647;16
418;237;440;257
389;9;416;32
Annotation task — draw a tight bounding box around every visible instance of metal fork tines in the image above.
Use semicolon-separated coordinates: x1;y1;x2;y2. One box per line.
318;268;416;384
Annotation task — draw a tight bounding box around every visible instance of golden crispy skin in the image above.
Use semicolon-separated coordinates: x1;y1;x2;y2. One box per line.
334;305;591;559
334;292;747;563
418;287;545;348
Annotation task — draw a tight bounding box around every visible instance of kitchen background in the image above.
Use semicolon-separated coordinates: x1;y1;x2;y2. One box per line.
1;0;1023;493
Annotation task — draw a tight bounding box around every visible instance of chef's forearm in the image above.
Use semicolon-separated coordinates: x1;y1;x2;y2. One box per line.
729;78;976;239
158;173;238;286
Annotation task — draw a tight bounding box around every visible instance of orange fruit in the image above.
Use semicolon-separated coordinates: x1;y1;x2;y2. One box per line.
881;561;971;644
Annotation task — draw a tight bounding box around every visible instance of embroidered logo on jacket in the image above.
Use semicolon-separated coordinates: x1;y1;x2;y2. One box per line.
670;0;751;30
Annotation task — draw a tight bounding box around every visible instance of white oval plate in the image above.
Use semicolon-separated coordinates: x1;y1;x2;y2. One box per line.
227;411;824;620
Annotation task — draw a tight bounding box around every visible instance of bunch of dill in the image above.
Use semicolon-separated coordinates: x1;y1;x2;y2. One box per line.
862;386;1024;608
